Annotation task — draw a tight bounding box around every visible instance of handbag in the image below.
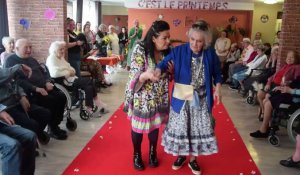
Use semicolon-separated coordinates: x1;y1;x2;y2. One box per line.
173;83;194;100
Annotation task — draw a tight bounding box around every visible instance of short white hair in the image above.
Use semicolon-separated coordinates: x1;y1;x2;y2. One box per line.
2;36;14;46
187;20;212;49
271;45;279;54
49;41;66;56
98;24;107;31
108;25;115;32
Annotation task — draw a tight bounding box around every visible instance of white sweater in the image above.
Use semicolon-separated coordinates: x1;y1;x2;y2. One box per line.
108;33;119;55
46;54;75;78
245;54;268;75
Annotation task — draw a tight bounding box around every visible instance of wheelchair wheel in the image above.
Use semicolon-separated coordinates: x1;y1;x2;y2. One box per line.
54;83;72;118
80;110;90;120
287;109;300;143
268;135;280;147
39;131;50;145
246;96;254;105
66;118;77;131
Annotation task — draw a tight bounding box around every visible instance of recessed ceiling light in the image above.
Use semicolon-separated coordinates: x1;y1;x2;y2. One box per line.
264;0;277;4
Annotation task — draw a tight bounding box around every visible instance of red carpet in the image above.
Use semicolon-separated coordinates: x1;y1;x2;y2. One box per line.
62;103;261;175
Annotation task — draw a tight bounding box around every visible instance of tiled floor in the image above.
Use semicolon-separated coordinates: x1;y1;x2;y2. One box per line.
35;68;299;175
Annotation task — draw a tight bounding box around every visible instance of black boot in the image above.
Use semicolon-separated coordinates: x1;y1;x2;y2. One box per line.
133;152;144;170
149;145;158;167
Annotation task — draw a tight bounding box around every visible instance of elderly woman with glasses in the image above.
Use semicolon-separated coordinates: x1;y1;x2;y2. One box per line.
154;20;222;175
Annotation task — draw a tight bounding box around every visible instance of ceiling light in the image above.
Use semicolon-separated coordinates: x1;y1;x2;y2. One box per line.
264;0;277;4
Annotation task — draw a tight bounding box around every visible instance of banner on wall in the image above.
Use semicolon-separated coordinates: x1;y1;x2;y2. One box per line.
125;0;254;11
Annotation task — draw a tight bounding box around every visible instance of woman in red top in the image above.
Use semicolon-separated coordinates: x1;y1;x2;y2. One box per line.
257;51;299;115
251;50;299;138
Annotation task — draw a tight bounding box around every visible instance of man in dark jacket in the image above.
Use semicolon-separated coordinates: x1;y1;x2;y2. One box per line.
0;64;51;142
0;64;40;175
5;38;67;140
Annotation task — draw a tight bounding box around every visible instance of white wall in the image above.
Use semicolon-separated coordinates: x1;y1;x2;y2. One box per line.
251;2;283;44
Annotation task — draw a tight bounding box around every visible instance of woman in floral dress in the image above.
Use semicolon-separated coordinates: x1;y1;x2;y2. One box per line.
155;20;222;175
124;20;171;171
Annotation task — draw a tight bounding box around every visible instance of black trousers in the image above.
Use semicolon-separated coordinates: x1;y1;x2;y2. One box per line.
73;77;97;107
222;61;234;82
31;88;67;129
6;104;51;139
131;129;159;154
54;77;97;108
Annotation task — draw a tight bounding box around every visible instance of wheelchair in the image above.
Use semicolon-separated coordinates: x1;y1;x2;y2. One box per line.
244;68;275;106
52;77;94;121
39;64;78;131
41;63;97;122
267;103;300;146
242;69;264;105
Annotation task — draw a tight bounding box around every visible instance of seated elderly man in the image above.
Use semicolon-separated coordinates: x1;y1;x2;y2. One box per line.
0;64;37;175
4;38;67;140
0;64;50;140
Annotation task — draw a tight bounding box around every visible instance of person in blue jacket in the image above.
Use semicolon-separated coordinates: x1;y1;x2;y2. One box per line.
155;20;222;175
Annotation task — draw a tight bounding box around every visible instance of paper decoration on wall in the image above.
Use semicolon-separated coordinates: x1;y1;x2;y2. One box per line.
158;14;164;19
44;8;56;20
173;19;181;27
19;18;30;30
228;16;238;24
185;16;194;28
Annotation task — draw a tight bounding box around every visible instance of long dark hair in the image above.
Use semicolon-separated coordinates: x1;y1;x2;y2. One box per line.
121;26;128;36
77;33;90;55
142;20;170;59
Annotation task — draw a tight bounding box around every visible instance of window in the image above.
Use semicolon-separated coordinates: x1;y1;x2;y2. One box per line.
0;0;9;54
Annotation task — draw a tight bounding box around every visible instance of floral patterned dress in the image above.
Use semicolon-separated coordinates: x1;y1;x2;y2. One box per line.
124;43;169;133
162;53;218;156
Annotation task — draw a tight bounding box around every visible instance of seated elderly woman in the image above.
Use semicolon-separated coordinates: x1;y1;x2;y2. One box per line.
241;46;279;98
231;44;268;91
46;41;109;116
77;33;112;88
250;74;300;138
0;36;15;66
255;50;300;121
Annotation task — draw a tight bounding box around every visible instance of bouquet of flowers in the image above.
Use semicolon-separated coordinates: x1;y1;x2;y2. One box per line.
97;35;112;57
104;35;113;56
102;35;111;45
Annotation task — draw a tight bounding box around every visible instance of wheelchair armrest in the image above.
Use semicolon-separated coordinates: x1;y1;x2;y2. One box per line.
248;68;268;76
279;103;290;109
279;103;300;114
